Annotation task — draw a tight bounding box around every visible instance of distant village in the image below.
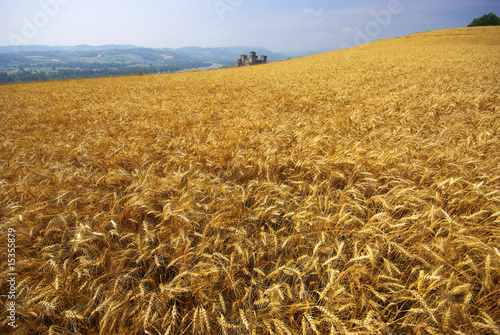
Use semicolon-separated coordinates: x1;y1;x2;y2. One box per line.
236;51;267;67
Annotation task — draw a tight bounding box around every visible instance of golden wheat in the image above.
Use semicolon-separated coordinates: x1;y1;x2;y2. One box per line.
0;27;499;334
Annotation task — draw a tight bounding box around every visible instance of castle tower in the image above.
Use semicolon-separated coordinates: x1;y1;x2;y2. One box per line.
249;51;257;64
240;54;248;65
235;52;266;67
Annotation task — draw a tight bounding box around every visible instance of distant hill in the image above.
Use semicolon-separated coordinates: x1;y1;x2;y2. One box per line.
0;44;291;64
0;44;295;83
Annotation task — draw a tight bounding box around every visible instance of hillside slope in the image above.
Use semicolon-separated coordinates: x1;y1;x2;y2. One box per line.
0;27;499;334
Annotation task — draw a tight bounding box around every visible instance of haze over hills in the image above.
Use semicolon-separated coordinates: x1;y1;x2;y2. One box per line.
170;46;291;63
0;44;292;61
0;44;324;59
0;45;143;53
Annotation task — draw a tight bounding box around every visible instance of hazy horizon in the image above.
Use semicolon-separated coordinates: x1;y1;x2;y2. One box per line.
1;0;499;53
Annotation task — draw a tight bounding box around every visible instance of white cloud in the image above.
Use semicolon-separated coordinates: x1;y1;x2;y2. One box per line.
303;8;315;15
303;8;324;17
341;27;354;34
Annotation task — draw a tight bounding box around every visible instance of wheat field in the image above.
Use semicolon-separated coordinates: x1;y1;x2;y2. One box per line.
1;27;499;334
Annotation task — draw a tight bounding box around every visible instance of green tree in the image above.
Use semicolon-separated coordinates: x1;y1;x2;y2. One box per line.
468;13;500;27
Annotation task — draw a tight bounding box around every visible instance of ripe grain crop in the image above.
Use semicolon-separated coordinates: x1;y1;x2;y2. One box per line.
1;27;499;334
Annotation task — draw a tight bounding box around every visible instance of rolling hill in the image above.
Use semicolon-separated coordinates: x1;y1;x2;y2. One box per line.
0;27;499;334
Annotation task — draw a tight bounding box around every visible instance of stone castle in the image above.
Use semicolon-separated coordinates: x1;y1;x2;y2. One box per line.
236;51;267;67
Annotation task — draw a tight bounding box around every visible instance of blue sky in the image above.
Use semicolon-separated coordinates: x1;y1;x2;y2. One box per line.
1;0;499;52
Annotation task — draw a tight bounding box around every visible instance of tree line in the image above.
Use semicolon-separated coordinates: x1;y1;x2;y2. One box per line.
468;13;500;27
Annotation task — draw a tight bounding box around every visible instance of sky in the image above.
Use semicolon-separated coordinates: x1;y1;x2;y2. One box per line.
1;0;499;53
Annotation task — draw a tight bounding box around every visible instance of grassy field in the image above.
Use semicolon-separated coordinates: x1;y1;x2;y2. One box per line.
1;27;499;334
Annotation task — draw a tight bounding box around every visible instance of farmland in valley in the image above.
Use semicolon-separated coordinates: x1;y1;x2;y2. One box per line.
1;27;499;334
